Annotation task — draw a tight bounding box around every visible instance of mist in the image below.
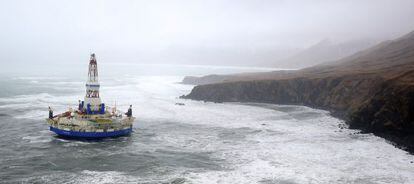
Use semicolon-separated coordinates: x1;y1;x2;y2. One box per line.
1;0;414;72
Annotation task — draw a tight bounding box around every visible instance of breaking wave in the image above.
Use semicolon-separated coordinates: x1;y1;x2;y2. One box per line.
0;66;413;183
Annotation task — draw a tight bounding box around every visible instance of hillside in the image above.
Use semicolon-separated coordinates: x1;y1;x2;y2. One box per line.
182;31;414;153
277;39;376;69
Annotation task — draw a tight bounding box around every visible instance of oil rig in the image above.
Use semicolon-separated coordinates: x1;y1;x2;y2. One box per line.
46;54;134;138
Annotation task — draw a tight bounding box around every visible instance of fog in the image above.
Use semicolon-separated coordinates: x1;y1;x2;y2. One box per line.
1;0;414;72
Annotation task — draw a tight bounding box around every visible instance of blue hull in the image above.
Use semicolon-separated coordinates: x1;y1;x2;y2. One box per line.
50;126;132;139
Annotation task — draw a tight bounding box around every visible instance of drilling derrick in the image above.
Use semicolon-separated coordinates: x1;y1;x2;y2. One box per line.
84;53;102;113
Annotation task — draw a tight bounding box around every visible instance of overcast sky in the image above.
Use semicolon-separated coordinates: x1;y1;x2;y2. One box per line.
1;0;414;69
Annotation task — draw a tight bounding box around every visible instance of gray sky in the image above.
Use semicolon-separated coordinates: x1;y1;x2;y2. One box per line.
1;0;414;69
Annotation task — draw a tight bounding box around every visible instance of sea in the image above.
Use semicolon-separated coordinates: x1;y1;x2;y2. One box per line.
0;64;413;184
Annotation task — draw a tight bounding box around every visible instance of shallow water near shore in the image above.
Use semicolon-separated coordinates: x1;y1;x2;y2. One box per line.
0;65;413;184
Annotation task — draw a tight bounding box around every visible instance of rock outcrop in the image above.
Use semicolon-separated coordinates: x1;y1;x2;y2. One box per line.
181;70;296;85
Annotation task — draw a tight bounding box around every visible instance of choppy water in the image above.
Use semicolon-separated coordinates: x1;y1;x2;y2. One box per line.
0;65;413;184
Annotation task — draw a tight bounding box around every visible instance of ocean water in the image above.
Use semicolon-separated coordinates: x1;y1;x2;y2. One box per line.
0;64;413;184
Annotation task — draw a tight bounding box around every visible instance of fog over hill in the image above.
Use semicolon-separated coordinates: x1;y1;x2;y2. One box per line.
276;39;378;69
1;0;414;71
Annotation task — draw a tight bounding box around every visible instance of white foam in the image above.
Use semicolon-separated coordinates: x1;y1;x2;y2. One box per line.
4;74;414;183
22;135;51;143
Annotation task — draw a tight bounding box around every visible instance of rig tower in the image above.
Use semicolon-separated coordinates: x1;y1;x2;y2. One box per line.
84;53;103;113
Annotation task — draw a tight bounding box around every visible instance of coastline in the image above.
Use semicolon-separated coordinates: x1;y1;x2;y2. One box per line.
181;31;414;154
181;74;414;154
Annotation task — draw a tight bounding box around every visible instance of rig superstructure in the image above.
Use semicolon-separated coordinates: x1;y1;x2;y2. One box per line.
46;54;134;138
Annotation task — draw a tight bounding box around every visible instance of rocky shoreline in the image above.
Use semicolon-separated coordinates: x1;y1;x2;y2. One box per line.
182;75;414;153
181;31;414;153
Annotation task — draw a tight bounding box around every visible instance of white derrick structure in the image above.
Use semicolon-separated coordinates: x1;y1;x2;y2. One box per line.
84;53;102;112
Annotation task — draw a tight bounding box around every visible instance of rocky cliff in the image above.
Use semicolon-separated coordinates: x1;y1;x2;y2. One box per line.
181;70;295;85
182;31;414;153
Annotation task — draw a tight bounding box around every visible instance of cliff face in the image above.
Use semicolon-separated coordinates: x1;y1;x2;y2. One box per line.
183;74;414;152
184;74;388;117
349;81;414;150
181;70;295;85
182;31;414;153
